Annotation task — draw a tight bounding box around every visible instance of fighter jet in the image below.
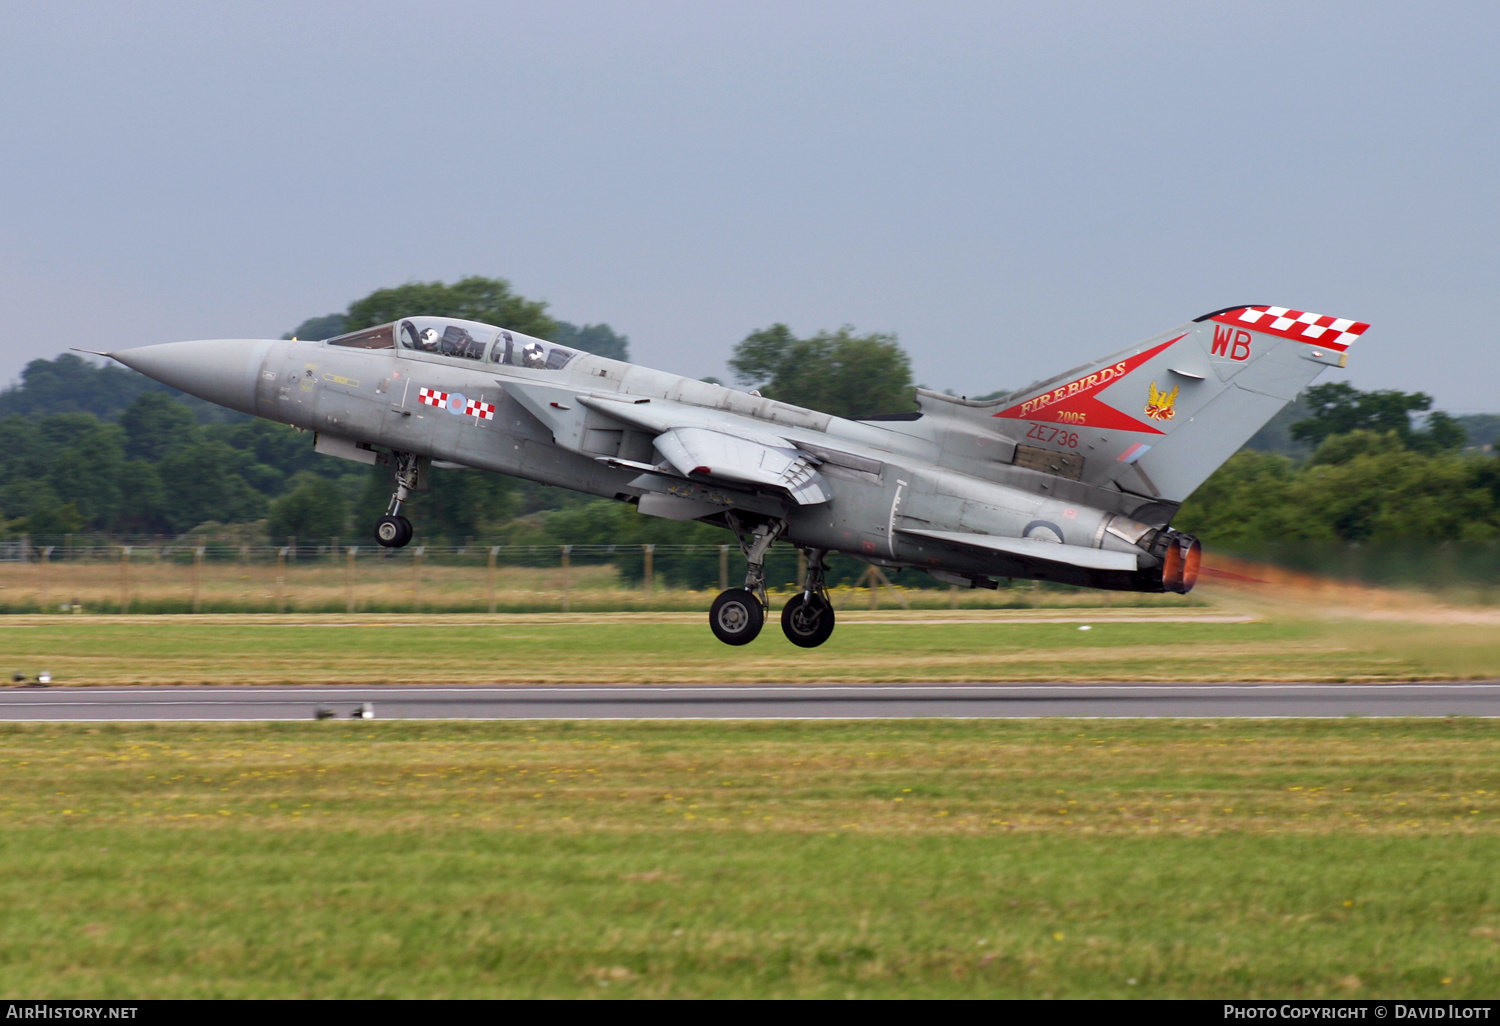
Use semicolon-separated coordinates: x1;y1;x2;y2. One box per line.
101;304;1366;647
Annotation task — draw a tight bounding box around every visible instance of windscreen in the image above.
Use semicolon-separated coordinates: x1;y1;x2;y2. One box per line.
326;324;396;349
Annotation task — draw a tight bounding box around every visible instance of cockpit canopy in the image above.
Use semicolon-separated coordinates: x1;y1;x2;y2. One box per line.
325;317;579;371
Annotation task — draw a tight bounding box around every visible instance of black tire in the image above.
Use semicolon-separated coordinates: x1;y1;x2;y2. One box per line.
375;515;413;548
709;589;765;646
781;592;836;648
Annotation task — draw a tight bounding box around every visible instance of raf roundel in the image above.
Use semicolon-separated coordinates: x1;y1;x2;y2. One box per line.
418;387;492;421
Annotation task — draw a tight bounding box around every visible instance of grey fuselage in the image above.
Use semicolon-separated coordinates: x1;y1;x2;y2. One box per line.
112;316;1208;591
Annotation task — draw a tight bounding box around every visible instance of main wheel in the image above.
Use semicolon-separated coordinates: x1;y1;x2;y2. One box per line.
374;515;413;548
781;593;836;648
709;588;765;645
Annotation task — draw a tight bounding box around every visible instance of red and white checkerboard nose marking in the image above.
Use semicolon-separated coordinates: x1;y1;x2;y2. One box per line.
418;387;448;407
465;399;496;421
1211;306;1369;352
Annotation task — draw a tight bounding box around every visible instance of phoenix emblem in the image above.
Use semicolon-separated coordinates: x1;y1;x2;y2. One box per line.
1144;381;1179;422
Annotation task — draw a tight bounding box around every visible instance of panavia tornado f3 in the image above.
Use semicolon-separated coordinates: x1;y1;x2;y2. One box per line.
101;304;1367;647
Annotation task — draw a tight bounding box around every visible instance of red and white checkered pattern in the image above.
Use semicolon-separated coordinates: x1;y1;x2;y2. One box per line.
465;398;496;421
418;387;448;407
1211;306;1369;352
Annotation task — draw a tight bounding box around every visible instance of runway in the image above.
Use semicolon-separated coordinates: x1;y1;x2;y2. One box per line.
3;683;1500;720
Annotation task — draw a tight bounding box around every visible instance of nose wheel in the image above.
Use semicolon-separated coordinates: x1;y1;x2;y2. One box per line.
374;450;421;548
374;514;413;548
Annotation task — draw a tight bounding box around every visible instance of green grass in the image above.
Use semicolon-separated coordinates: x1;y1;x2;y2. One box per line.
3;719;1500;998
0;610;1479;684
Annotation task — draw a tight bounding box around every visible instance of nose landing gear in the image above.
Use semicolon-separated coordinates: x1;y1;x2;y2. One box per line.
375;514;413;548
374;451;419;549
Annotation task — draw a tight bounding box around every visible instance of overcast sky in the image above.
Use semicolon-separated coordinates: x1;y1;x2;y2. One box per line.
2;1;1496;409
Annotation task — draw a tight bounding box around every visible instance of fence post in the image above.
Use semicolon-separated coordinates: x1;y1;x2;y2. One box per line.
719;545;729;592
38;546;53;612
276;547;287;613
488;546;499;614
560;544;571;613
642;544;654;595
346;546;357;613
412;546;424;611
797;549;807;589
120;546;132;614
194;547;205;613
949;583;960;610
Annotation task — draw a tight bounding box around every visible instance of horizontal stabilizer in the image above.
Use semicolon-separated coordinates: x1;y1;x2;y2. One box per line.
897;528;1139;572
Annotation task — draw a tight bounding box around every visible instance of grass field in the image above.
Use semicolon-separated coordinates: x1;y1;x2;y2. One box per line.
0;557;1204;614
2;719;1499;998
1;597;1498;685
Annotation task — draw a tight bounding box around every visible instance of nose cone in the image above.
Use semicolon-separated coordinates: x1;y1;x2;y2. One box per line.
110;338;272;416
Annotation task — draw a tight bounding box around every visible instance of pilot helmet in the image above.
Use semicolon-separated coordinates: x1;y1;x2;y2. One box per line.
420;328;440;349
523;341;546;368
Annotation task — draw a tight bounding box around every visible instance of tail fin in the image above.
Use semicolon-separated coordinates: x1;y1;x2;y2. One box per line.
954;305;1368;505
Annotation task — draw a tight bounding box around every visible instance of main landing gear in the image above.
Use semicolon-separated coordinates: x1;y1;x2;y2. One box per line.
708;517;836;648
373;451;418;548
780;548;834;648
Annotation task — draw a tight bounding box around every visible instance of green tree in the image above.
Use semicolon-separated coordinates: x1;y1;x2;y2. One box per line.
1291;383;1463;453
1456;414;1500;451
1174;450;1310;547
41;414;126;529
1306;429;1405;467
552;321;629;361
728;324;916;418
112;461;171;535
343;276;555;338
119;392;199;462
11;485;83;538
1179;442;1500;548
1412;410;1467;454
157;441;266;533
268;473;348;541
1290;449;1499;543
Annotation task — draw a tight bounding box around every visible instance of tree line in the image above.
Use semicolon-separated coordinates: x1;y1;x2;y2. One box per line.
2;276;1496;585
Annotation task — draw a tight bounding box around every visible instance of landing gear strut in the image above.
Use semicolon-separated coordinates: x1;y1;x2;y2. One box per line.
781;548;835;648
708;517;783;645
707;522;837;648
374;451;418;548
